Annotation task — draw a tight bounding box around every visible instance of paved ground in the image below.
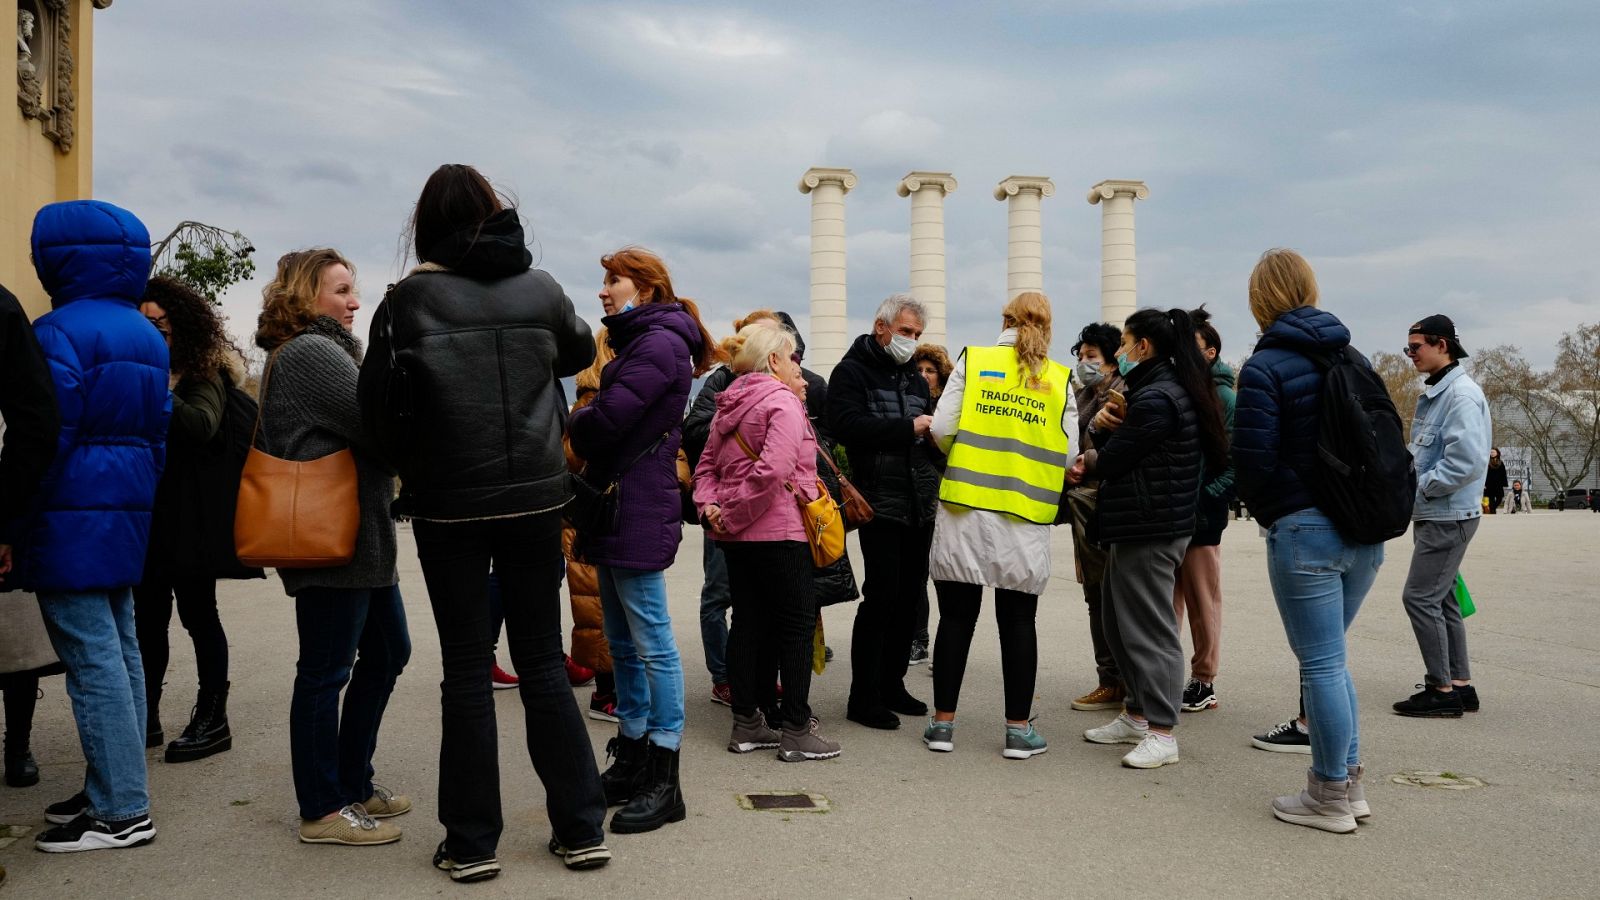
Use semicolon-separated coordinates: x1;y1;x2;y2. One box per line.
2;511;1596;898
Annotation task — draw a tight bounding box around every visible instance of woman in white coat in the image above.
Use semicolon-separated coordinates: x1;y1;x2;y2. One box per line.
921;292;1073;759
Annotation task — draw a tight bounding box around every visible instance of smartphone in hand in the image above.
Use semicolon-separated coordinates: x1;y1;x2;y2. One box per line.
1106;389;1126;415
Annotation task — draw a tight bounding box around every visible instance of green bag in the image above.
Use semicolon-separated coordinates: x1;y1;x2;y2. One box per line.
1454;572;1476;618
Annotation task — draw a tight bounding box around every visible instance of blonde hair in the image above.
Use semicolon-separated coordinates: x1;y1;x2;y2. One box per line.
1002;291;1053;390
1248;248;1319;330
729;321;794;376
719;309;779;360
255;248;355;351
576;327;615;393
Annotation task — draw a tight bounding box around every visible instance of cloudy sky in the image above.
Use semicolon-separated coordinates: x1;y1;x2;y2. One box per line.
94;1;1598;369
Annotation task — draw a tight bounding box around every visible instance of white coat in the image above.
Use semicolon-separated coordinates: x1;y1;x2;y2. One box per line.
928;331;1073;596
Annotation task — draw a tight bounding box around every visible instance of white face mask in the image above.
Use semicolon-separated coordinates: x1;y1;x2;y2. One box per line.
886;333;917;365
1075;359;1104;386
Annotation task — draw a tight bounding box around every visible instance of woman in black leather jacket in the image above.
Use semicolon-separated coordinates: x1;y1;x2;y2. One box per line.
1069;307;1227;771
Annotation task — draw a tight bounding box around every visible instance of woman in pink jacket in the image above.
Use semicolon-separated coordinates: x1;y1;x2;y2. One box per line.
693;322;841;763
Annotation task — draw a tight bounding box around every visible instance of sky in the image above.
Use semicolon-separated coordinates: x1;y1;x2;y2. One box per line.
92;1;1600;370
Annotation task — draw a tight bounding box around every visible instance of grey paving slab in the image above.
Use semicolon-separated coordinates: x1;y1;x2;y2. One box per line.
1;512;1595;898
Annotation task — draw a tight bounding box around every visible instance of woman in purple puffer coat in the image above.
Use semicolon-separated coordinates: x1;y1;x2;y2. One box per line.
567;247;717;836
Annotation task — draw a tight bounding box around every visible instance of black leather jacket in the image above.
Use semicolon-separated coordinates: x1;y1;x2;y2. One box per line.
360;212;594;521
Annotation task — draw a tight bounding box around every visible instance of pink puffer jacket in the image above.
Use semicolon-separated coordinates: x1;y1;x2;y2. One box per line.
692;372;819;543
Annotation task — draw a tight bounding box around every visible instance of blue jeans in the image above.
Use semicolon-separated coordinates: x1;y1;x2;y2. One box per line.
1265;510;1384;782
289;584;411;820
698;537;731;686
597;566;685;750
36;589;149;821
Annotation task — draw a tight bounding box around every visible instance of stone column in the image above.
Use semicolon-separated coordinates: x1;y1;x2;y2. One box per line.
895;172;958;348
798;167;857;376
993;176;1056;300
1087;179;1150;326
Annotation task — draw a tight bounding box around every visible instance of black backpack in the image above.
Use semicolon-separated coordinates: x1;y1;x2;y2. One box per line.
1307;347;1415;544
199;374;266;580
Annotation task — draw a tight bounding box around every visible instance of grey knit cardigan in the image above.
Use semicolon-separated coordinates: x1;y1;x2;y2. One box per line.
256;316;398;596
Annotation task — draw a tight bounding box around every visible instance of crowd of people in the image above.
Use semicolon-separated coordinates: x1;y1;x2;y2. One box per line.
0;166;1499;880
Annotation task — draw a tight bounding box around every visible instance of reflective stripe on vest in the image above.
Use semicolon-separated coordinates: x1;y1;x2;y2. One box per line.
939;345;1071;524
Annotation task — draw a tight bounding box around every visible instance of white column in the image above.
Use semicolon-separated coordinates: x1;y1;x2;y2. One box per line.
896;171;958;348
798;167;857;376
993;176;1056;300
1087;179;1150;326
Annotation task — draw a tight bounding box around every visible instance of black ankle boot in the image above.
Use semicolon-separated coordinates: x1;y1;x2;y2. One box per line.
599;733;650;807
4;742;39;788
609;743;685;834
165;684;232;763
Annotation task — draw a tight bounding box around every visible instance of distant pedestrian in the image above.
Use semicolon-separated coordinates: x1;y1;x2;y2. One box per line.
257;248;412;848
15;201;168;852
1483;448;1507;514
908;342;952;668
1509;479;1527;514
1393;314;1490;718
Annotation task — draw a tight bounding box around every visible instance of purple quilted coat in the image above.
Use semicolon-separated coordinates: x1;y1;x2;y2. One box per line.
568;302;702;571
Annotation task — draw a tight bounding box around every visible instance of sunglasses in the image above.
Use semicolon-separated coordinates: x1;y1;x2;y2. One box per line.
1402;341;1427;357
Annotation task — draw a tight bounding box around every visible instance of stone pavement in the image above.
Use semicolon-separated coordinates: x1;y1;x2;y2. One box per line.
2;512;1596;898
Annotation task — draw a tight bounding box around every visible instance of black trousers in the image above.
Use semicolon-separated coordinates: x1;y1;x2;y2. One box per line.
849;519;934;711
413;511;606;859
133;573;229;707
2;674;39;751
720;540;817;728
931;581;1039;722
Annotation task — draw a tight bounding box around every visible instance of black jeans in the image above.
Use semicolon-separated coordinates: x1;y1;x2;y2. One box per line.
931;581;1039;721
849;519;934;711
134;574;229;704
413;511;606;859
289;584;410;820
720;540;817;728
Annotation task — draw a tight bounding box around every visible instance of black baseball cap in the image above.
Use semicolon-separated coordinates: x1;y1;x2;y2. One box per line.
1409;314;1468;358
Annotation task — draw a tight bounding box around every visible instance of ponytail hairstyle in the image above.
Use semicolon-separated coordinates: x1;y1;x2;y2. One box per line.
599;246;722;376
1122;307;1229;477
1002;291;1053;390
719;308;779;360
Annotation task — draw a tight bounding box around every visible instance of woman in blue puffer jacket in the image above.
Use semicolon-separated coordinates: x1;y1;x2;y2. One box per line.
1235;248;1387;835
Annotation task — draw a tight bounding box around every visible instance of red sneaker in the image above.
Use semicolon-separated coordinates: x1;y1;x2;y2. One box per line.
710;683;733;707
587;692;619;723
491;664;519;690
565;655;596;688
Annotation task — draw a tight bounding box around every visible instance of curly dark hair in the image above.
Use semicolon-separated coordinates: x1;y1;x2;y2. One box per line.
1071;322;1122;362
142;275;241;381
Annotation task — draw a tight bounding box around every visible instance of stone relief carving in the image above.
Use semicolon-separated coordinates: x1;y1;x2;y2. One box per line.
16;0;76;152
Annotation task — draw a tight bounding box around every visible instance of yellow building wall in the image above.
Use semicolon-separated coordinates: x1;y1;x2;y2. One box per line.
2;0;97;319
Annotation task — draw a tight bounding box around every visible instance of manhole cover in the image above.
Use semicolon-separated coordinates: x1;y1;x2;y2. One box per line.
737;792;830;812
1391;771;1487;790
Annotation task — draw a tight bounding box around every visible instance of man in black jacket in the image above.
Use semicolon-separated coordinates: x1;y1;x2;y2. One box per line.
827;294;939;730
0;284;60;585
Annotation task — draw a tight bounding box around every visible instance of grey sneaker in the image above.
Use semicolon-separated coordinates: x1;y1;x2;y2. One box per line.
1003;722;1048;760
777;718;841;762
923;718;954;752
728;711;781;753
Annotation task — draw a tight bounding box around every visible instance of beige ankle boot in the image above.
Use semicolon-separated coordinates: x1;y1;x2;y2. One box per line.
1272;768;1357;833
1348;764;1371;819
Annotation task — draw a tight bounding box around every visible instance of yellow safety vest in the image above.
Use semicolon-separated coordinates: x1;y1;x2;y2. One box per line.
938;345;1071;524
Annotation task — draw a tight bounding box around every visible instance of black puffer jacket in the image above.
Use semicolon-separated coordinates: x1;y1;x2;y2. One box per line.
826;333;939;527
360;210;595;521
1086;359;1201;544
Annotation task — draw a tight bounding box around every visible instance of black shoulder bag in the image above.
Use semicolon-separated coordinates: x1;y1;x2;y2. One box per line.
567;434;665;538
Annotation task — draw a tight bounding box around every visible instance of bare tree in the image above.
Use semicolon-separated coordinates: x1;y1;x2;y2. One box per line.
1474;327;1600;494
1369;351;1420;442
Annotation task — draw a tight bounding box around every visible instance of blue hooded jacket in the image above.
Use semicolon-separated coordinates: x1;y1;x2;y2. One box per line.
1234;306;1351;527
11;201;169;593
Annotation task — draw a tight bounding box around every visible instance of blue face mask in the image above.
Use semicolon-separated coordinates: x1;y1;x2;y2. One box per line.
1116;352;1138;376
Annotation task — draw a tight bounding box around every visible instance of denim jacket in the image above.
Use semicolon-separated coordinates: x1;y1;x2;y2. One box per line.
1408;365;1491;521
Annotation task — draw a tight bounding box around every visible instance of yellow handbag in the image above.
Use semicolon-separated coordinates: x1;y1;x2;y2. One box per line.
731;429;845;568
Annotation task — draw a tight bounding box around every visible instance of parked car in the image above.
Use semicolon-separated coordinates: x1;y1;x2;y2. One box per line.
1554;488;1591;510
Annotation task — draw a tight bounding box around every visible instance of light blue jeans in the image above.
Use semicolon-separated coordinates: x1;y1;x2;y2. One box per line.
597;566;685;750
36;588;150;821
1265;510;1384;783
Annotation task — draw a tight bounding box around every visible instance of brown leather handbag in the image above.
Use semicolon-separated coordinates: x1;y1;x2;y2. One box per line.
234;350;360;569
819;444;874;531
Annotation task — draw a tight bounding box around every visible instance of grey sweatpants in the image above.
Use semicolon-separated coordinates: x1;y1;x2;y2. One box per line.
1103;536;1189;729
1401;518;1480;686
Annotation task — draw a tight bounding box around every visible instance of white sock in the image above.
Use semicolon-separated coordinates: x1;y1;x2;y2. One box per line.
1121;713;1149;730
1151;732;1176;744
1294;720;1309;735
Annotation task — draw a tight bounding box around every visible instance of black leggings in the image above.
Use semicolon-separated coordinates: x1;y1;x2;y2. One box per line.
134;574;230;706
931;581;1039;722
721;540;817;729
2;674;39;752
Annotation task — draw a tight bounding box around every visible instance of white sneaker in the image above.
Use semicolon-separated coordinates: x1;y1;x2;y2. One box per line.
1121;733;1180;769
1083;713;1148;745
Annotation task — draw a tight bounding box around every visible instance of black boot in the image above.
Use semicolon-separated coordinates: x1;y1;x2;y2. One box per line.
599;733;650;807
609;743;685;834
164;684;232;763
3;683;40;787
3;745;38;788
146;684;163;749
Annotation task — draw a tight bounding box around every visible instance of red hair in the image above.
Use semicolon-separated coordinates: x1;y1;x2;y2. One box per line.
601;246;722;376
